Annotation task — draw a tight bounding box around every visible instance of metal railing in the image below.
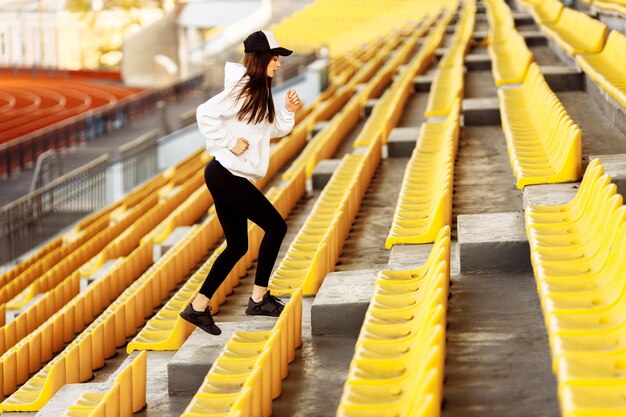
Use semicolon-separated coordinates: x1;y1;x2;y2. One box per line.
0;154;110;264
120;130;160;193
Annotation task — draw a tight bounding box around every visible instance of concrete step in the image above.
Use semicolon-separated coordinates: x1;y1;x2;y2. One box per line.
311;269;378;338
513;12;535;26
462;97;501;126
541;66;583;92
386;127;420;157
522;31;548;46
465;53;492;71
311;159;342;190
414;74;434;92
458;212;531;273
389;241;460;275
523;182;579;209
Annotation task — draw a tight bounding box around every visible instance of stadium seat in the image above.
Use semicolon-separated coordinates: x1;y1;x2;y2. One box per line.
541;7;608;55
386;103;459;247
337;226;450;416
576;30;626;107
488;29;533;86
525;159;626;416
498;63;582;188
528;0;564;23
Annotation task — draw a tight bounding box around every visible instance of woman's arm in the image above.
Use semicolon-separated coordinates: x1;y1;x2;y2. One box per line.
271;89;299;138
196;90;241;150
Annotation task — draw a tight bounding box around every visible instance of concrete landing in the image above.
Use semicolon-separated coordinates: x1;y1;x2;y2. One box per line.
414;74;434;92
541;66;583;92
388;241;460;275
462;97;500;126
465;54;492;71
311;159;341;190
522;31;548;46
442;272;559;417
512;12;535;25
589;154;626;197
364;99;378;116
168;319;276;396
458;212;531;273
311;269;378;337
523;182;579;209
386;127;420;157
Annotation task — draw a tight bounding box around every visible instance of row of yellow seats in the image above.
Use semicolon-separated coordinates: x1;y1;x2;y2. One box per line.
127;169;306;353
540;5;608;55
3;193;156;311
352;12;451;149
0;148;169;292
576;30;626;107
62;351;146;417
181;290;302;417
0;242;152;403
484;0;515;44
487;25;533;86
498;63;582;188
522;0;564;24
10;167;206;312
1;195;225;411
83;167;206;278
0;147;206;312
269;135;383;296
424;3;473;117
524;158;626;416
337;226;450;417
593;0;626;15
437;2;476;68
0;273;78;360
385;103;459;248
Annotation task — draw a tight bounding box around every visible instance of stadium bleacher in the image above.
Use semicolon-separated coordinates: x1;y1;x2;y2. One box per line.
0;0;625;415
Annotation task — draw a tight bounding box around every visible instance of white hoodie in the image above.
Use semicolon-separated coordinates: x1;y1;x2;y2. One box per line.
196;62;295;181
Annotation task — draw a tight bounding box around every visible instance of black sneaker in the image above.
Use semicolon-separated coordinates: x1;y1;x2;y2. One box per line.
245;291;285;317
180;304;222;335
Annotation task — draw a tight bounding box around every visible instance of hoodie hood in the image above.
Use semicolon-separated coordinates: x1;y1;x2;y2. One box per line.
224;62;247;89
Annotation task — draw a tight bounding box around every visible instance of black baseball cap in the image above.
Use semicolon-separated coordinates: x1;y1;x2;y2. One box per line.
244;31;293;56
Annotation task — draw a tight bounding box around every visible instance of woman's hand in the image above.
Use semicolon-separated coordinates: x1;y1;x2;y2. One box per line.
230;138;249;156
285;89;302;112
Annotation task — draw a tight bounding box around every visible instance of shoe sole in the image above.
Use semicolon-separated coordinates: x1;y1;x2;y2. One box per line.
245;308;282;317
179;312;222;335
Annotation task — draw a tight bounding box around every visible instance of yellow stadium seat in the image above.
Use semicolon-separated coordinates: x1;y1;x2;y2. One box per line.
488;29;533;86
541;7;608;55
576;30;626;107
498;63;581;188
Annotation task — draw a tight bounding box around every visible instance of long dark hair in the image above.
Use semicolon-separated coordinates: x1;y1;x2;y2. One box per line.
233;51;276;124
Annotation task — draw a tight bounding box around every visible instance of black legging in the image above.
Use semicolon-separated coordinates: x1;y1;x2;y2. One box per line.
199;159;287;299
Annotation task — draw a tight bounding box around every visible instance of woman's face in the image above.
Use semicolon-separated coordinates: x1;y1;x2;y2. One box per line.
266;55;280;78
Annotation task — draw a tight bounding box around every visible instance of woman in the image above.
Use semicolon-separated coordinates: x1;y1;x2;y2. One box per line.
180;31;302;335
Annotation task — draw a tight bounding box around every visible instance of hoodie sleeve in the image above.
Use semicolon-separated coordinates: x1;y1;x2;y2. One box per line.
196;90;241;150
271;103;296;138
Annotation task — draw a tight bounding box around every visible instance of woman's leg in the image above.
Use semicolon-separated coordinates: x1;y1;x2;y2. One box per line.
197;160;249;302
197;193;249;300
